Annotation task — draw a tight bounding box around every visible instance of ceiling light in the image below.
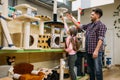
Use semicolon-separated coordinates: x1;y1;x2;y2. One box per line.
58;0;64;3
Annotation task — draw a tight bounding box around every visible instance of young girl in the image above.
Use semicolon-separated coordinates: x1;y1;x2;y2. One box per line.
62;16;78;80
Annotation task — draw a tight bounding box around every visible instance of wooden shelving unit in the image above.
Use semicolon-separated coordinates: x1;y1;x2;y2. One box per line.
14;14;40;22
0;2;66;79
0;49;65;53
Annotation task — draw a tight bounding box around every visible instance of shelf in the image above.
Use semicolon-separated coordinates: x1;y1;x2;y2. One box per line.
14;4;37;11
45;21;64;28
0;12;13;21
35;15;51;21
14;14;40;22
4;17;13;21
0;49;65;53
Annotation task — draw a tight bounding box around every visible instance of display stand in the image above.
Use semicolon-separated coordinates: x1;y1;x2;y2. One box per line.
14;4;37;14
0;0;19;50
57;7;68;43
35;15;51;49
14;14;40;49
0;2;68;80
60;58;65;80
14;4;40;49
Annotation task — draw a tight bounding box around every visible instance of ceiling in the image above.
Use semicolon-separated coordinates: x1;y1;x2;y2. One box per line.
26;0;72;11
38;0;70;7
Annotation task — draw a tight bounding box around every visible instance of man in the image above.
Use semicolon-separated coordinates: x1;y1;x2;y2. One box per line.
66;8;107;80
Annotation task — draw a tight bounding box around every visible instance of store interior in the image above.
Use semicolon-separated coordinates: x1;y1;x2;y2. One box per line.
0;0;120;80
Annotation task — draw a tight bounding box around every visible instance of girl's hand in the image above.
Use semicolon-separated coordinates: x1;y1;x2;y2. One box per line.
66;13;73;20
61;16;65;22
78;8;83;15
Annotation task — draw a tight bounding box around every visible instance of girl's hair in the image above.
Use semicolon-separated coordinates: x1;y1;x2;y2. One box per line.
69;27;77;37
69;27;79;51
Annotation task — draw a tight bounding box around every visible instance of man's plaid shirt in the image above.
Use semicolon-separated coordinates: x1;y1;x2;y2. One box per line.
80;21;107;54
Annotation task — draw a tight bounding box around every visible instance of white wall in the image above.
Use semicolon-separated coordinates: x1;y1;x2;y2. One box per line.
113;0;120;64
81;0;120;65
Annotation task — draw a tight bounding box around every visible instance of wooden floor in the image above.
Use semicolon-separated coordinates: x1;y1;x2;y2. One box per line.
104;65;120;80
65;65;120;80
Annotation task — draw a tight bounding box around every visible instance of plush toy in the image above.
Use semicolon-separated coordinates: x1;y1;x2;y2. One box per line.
31;70;46;79
36;68;52;79
0;77;13;80
6;56;16;65
13;62;33;74
13;63;59;80
13;73;45;80
13;63;45;80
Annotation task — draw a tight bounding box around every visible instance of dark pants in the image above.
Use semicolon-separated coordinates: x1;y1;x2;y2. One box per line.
87;52;103;80
75;51;87;76
68;54;77;80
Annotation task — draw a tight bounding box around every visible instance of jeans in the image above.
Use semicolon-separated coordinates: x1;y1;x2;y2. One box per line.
68;54;77;80
87;52;103;80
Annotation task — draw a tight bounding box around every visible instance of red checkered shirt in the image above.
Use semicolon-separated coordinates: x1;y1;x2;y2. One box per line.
81;21;107;54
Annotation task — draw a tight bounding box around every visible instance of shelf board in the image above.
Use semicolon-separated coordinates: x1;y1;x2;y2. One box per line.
35;15;51;21
0;49;64;53
14;4;37;11
0;12;13;21
5;17;13;21
45;21;64;28
14;14;40;22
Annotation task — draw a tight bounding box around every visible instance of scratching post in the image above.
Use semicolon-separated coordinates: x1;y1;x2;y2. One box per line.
60;29;62;42
57;7;68;42
1;0;8;47
39;20;44;35
1;0;10;47
51;26;55;48
51;26;55;34
0;19;13;45
14;4;40;49
60;58;65;80
54;0;57;15
45;0;64;48
0;0;19;50
1;0;8;17
23;22;30;48
82;33;85;49
14;14;40;49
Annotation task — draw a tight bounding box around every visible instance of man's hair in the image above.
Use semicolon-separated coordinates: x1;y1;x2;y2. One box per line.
92;8;103;18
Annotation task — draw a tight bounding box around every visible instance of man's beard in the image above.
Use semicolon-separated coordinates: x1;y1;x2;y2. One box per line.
91;18;96;22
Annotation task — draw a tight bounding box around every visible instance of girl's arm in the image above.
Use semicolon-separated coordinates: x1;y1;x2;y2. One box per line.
61;16;69;32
